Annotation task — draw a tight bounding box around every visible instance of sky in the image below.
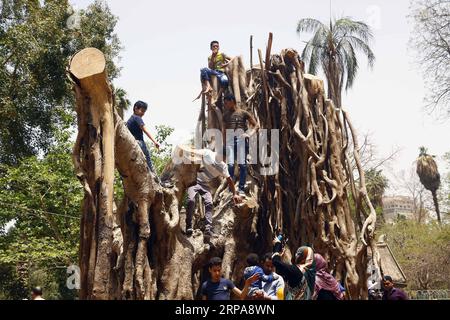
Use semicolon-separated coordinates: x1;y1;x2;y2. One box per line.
70;0;449;193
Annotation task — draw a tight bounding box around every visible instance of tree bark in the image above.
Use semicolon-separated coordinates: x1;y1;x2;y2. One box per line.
431;191;442;224
71;41;378;300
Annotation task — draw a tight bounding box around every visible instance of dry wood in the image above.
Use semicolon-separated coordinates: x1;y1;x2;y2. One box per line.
72;37;378;300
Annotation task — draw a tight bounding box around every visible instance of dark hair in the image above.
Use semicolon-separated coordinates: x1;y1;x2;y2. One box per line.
134;100;148;111
32;286;42;295
210;40;219;49
208;257;222;268
383;275;393;282
262;252;273;263
246;253;259;266
224;93;236;103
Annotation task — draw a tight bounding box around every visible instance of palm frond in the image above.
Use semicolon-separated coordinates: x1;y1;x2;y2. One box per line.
419;146;428;157
297;18;326;34
308;45;322;75
301;41;313;65
334;17;373;43
339;39;359;90
345;35;375;68
320;48;331;79
301;26;327;75
298;16;375;100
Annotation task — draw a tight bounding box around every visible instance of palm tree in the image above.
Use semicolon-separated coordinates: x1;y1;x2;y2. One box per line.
416;147;442;224
365;168;389;209
113;87;131;119
297;17;375;108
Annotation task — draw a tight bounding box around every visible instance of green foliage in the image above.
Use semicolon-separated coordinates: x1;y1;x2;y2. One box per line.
0;0;124;300
378;220;450;290
297;16;375;101
0;0;121;165
0;133;82;299
365;168;389;208
149;125;175;175
0;264;28;300
114;86;131;119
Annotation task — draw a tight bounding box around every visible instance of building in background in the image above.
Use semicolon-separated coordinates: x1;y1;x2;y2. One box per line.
382;196;416;224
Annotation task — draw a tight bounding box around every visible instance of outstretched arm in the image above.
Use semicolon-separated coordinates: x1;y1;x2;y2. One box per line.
141;125;160;150
233;273;260;300
226;176;238;195
226;176;242;204
272;253;302;285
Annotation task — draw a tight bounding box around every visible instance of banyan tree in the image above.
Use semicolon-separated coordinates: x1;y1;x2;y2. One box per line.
68;34;379;300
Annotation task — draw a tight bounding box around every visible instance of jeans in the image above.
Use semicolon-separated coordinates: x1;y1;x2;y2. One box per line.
137;140;155;173
186;184;213;232
200;67;229;87
226;136;248;191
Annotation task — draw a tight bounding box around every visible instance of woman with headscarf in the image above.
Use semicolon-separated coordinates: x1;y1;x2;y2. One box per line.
271;238;316;300
313;253;344;300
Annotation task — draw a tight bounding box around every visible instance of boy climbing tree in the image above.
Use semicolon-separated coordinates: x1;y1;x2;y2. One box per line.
126;100;161;182
222;93;259;195
186;146;242;240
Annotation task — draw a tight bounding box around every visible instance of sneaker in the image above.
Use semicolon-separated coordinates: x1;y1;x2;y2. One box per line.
186;228;193;237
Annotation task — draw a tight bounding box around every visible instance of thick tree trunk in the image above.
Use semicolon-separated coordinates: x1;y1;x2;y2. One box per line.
69;48;116;299
71;40;378;300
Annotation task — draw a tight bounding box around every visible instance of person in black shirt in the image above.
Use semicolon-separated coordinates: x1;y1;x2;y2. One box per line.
126;101;160;181
271;237;316;300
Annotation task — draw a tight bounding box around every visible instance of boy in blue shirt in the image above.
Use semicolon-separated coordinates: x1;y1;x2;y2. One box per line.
126;101;160;181
201;257;259;300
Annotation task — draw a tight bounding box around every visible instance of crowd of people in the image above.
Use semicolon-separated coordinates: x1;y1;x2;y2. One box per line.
201;237;408;301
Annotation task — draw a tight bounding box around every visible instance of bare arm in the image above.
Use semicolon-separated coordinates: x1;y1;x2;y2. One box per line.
202;295;207;300
232;273;259;300
226;176;237;196
141;125;160;150
231;287;243;299
247;114;259;130
245;113;259;137
226;176;242;204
